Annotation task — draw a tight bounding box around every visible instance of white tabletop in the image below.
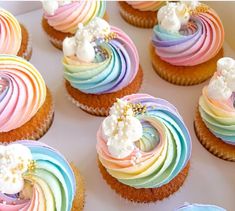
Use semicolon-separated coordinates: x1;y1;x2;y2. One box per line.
16;2;235;211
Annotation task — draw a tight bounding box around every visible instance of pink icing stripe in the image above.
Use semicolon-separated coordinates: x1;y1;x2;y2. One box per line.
0;9;21;54
154;9;224;66
111;27;139;84
0;57;46;132
44;1;102;34
96;94;168;170
126;1;162;11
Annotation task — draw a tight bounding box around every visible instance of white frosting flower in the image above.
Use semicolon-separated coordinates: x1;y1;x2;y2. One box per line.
182;0;199;10
86;17;111;40
63;17;111;63
158;2;190;33
207;76;232;101
207;57;235;101
109;99;133;117
102;99;143;159
42;0;71;15
0;144;32;194
76;40;95;63
63;37;76;57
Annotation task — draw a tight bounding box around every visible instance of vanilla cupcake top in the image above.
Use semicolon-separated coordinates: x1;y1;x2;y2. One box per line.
152;1;224;66
62;18;139;95
0;140;76;211
42;0;106;34
199;57;235;145
97;94;191;188
0;8;22;55
0;55;46;132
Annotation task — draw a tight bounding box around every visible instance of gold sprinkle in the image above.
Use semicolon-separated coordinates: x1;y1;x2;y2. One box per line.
27;160;36;172
129;103;147;115
104;32;118;42
189;4;209;15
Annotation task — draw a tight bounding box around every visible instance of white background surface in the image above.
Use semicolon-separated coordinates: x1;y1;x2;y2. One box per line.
11;1;235;211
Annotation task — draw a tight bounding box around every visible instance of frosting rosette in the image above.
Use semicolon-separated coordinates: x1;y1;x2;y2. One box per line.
43;0;106;34
152;2;224;66
199;57;235;145
0;140;76;211
176;203;226;211
0;55;46;132
62;19;139;95
97;94;191;189
0;8;22;55
126;1;163;12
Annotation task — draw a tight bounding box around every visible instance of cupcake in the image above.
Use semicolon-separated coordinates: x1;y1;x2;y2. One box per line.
0;8;32;60
194;57;235;161
0;55;54;143
97;94;191;202
150;1;224;85
62;18;143;116
176;203;226;211
42;0;108;49
0;140;85;210
119;1;163;28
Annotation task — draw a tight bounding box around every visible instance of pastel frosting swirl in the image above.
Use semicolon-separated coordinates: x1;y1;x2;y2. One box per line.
126;1;163;12
63;26;139;94
176;203;226;211
0;8;22;55
0;140;76;211
97;94;191;188
152;4;224;66
0;55;46;132
199;82;235;145
44;0;106;34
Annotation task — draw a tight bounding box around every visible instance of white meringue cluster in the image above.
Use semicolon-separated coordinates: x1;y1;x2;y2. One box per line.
0;144;32;194
208;57;235;101
42;0;72;16
158;0;199;33
63;17;111;63
102;99;143;159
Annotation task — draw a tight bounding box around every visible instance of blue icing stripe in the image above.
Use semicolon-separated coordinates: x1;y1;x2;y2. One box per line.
176;203;226;211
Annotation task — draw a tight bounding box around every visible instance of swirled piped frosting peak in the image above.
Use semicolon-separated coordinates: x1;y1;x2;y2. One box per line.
62;17;139;94
126;1;163;12
0;8;22;55
42;0;106;34
176;202;226;211
97;94;191;189
152;1;224;66
0;140;76;211
0;55;46;132
199;57;235;145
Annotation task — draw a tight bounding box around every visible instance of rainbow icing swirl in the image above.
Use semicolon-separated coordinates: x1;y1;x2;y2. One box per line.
0;8;22;55
0;55;46;132
63;26;139;94
152;3;224;66
126;1;163;12
176;203;226;211
199;86;235;145
43;0;106;34
199;57;235;146
97;94;191;188
0;140;76;211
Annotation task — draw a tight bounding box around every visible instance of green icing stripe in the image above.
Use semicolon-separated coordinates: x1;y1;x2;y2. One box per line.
118;112;185;188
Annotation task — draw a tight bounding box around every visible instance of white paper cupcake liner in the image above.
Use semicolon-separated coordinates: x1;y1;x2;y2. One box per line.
66;93;109;116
